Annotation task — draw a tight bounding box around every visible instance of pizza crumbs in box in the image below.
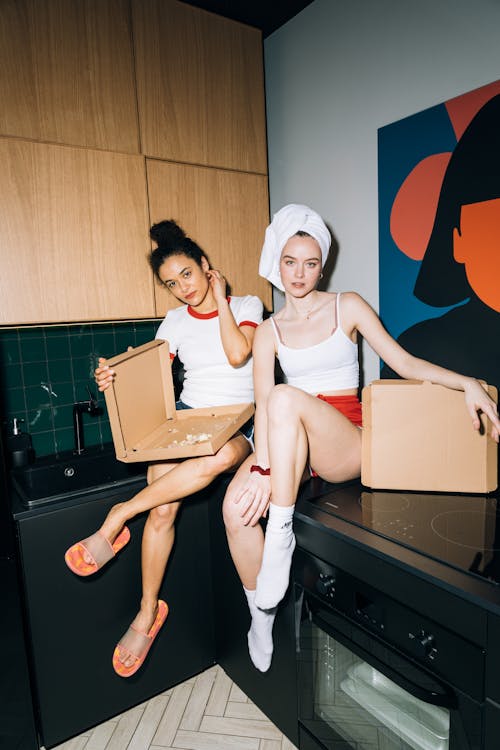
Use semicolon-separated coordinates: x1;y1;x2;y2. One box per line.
103;340;254;462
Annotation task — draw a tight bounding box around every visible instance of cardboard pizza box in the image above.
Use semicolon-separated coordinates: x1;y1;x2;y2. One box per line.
361;379;498;493
103;340;254;462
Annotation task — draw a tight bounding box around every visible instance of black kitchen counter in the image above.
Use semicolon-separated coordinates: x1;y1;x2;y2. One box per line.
294;478;500;635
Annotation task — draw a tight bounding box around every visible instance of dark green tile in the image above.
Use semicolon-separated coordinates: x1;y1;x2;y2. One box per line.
45;325;70;338
4;363;25;390
27;404;54;433
54;426;75;454
0;319;158;457
46;336;71;361
92;331;116;359
71;357;95;382
84;422;102;448
52;403;73;431
88;351;101;374
93;323;116;336
2;387;26;416
0;335;21;365
114;327;136;353
32;431;56;458
20;326;45;340
48;358;72;385
0;330;19;343
24;385;51;412
135;324;156;346
22;362;49;388
20;335;46;363
69;334;93;358
50;381;76;405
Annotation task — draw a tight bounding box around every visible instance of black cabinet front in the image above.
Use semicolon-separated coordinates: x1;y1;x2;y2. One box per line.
16;487;215;748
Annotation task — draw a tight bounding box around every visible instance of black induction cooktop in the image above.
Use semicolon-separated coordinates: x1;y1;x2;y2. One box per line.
298;479;500;587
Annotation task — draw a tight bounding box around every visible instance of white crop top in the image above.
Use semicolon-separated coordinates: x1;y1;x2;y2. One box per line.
271;293;359;394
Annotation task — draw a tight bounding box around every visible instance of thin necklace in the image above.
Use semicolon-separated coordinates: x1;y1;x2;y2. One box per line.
297;293;319;320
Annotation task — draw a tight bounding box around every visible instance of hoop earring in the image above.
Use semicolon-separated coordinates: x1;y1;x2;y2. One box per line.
319;273;324;279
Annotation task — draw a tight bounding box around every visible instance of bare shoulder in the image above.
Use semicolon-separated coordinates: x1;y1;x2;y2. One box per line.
254;317;274;342
339;290;367;306
254;317;277;353
338;292;378;335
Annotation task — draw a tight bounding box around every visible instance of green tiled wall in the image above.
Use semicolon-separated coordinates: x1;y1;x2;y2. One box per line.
0;321;160;458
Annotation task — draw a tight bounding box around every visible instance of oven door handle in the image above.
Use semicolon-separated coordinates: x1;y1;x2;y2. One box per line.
313;612;457;710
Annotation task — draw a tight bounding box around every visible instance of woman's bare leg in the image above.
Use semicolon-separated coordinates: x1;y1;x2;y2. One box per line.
256;385;361;610
223;455;265;589
223;457;276;672
115;436;251;668
97;434;251;543
115;498;180;668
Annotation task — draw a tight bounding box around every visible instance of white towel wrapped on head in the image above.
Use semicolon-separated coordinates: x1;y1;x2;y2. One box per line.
259;204;331;291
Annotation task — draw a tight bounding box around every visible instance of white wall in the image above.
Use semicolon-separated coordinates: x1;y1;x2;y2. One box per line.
264;0;500;383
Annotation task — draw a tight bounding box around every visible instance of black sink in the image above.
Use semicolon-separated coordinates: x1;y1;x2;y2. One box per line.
11;445;147;507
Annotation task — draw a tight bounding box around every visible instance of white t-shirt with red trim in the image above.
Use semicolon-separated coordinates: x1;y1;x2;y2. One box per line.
155;295;263;408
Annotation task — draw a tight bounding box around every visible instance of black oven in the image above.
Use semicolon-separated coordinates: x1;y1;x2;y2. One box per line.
294;547;484;750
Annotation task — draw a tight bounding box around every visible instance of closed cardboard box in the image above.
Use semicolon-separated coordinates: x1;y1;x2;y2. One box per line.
361;380;498;493
104;340;254;462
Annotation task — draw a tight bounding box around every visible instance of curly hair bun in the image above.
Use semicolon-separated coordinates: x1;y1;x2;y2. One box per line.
150;220;186;249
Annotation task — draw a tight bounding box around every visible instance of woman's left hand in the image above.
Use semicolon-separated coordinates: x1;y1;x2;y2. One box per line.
206;269;227;305
464;379;500;442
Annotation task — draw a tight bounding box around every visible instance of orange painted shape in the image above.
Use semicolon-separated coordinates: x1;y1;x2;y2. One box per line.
453;198;500;312
390;153;451;260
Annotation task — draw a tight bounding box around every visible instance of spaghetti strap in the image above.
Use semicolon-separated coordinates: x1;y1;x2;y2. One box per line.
270;316;283;345
336;292;342;329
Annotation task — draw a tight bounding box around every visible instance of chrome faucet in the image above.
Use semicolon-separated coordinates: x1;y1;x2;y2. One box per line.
73;387;101;455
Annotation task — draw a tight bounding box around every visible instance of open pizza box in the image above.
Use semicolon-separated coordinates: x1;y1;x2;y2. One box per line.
361;379;498;493
103;340;254;462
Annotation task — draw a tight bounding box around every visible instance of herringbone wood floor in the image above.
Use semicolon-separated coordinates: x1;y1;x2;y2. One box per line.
46;665;298;750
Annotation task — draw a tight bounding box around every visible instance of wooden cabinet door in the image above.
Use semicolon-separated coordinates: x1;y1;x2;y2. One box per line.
146;159;271;317
0;139;154;324
133;0;267;173
0;0;139;153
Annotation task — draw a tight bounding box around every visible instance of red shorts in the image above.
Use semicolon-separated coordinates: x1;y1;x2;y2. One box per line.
316;393;363;427
310;394;362;478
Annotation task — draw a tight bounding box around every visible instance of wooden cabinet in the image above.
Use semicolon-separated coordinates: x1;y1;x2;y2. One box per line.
0;139;154;324
0;0;139;153
133;0;267;173
147;159;271;316
0;0;270;325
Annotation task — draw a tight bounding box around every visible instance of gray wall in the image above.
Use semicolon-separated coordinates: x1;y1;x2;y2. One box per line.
264;0;500;383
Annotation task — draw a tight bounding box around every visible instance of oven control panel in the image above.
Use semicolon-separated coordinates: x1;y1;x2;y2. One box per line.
293;547;485;701
316;572;336;599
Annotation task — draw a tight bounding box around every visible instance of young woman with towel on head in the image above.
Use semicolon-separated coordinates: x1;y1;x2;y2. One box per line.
223;203;500;673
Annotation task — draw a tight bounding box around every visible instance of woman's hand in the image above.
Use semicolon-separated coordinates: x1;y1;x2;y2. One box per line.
463;378;500;442
206;269;227;306
226;468;271;526
94;357;115;392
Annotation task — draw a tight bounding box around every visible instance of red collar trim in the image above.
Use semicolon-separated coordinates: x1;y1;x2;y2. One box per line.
187;296;231;319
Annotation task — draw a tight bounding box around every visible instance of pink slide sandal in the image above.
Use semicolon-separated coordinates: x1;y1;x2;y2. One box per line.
112;600;169;678
64;527;130;576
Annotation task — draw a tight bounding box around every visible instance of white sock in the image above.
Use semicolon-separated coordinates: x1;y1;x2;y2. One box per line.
244;587;277;672
255;503;296;610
